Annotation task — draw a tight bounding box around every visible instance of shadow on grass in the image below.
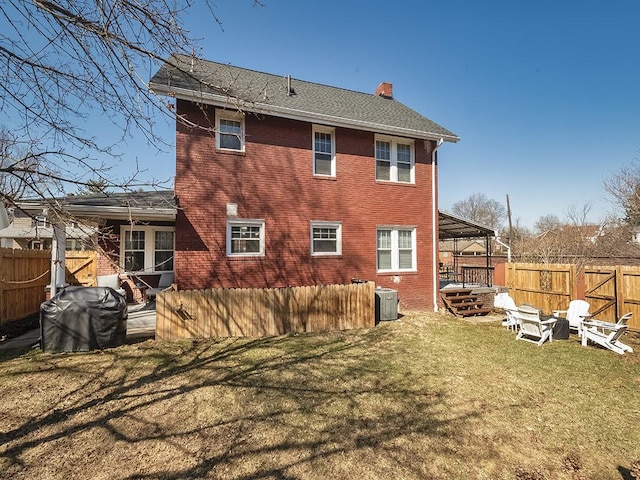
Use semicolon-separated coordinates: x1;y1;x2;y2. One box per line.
0;327;486;479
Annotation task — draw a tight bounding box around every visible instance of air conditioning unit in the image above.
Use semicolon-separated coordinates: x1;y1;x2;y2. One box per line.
375;288;398;322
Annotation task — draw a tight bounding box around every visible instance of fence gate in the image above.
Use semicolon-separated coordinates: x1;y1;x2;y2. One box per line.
583;266;617;322
65;251;98;286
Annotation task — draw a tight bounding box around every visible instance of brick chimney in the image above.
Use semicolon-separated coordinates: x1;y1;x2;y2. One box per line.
375;82;393;99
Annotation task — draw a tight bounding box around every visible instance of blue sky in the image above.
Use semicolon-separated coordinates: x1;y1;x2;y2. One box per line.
9;1;640;228
174;1;640;228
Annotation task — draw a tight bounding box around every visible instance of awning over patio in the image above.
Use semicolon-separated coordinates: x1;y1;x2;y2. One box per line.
439;211;496;240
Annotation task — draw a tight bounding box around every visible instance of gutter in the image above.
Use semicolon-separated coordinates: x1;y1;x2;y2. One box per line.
495;236;511;262
432;138;444;312
149;83;460;144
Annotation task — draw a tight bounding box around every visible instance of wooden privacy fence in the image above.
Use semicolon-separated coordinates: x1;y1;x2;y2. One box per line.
0;248;98;325
156;282;376;340
0;248;50;325
504;262;640;332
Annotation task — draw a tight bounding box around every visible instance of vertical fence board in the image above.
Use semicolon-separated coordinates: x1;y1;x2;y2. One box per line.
155;282;375;340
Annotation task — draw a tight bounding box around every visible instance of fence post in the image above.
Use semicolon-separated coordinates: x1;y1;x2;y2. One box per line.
616;265;624;319
0;249;4;323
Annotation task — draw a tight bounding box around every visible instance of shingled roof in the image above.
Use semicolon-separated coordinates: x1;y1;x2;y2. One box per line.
149;54;459;143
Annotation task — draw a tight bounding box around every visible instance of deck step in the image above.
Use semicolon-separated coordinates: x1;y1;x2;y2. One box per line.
440;289;491;317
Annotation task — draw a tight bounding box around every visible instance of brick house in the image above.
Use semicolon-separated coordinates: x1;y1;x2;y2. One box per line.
149;55;458;310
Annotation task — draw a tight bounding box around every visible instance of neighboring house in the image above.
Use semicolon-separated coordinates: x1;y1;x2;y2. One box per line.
13;190;177;302
537;224;604;243
440;239;488;258
149;55;459;310
0;207;96;251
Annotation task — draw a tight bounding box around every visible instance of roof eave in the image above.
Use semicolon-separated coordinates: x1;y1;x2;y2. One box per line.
149;83;460;143
16;203;177;222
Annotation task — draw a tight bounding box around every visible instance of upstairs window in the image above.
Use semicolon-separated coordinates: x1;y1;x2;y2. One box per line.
34;215;49;228
313;125;336;177
375;136;415;183
216;110;245;151
377;227;416;272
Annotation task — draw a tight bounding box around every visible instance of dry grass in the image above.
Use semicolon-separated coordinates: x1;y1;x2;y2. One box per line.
1;312;639;480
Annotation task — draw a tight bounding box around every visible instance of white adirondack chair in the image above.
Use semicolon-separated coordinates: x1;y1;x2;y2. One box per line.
500;294;520;331
552;300;590;336
515;305;557;346
581;313;633;355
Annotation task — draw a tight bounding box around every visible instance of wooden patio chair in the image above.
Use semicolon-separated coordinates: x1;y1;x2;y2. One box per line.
581;313;633;355
552;299;590;336
515;305;556;346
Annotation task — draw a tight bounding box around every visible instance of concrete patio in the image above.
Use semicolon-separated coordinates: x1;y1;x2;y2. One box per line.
0;300;157;351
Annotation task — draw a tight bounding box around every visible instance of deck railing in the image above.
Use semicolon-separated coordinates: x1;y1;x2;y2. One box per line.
461;266;494;287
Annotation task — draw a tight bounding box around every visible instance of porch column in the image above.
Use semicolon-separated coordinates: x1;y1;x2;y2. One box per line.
50;221;66;297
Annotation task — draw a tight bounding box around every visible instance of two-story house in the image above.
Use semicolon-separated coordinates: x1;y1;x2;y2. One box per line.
149;54;458;310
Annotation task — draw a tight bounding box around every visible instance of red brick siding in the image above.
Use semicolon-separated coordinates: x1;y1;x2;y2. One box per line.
174;100;438;310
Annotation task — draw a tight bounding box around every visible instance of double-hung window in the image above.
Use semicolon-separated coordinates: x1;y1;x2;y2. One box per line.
311;221;342;255
375;135;415;183
121;226;175;273
227;219;265;257
154;231;175;271
313;125;336;177
377;227;416;272
216;109;245;151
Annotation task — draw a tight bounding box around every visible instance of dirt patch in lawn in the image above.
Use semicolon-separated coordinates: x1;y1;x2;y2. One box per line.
1;311;639;479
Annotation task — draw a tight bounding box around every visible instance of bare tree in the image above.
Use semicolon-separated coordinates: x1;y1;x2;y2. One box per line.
450;192;506;230
533;214;562;235
603;158;640;225
0;1;253;210
566;201;593;226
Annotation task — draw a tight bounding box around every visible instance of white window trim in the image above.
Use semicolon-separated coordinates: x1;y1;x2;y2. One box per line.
216;109;245;152
375;134;415;184
120;225;175;273
310;221;342;256
226;219;265;257
312;125;336;177
376;226;417;273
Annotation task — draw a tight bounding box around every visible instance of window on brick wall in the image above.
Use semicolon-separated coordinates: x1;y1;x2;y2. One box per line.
375;135;414;183
227;219;265;257
313;125;336;177
216;109;245;151
121;226;174;273
377;227;416;272
310;221;342;255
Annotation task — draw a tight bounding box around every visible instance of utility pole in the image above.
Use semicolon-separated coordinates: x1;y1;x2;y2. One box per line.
506;194;513;246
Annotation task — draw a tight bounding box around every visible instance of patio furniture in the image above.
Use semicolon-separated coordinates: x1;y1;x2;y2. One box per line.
146;272;174;301
515;305;556;346
581;313;633;355
552;300;590;336
96;274;126;297
499;294;520;331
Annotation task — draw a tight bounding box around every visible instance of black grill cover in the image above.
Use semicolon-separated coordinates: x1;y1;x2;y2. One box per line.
40;286;128;353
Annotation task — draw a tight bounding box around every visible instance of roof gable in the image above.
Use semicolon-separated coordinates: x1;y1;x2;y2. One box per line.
149;54;459;143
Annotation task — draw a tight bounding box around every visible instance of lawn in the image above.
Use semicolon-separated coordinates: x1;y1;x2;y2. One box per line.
1;312;639;480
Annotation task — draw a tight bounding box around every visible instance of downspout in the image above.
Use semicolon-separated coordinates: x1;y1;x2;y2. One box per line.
432;138;444;311
495;235;511;262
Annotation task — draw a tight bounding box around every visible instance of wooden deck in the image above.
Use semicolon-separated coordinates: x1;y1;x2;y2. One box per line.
440;288;492;318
